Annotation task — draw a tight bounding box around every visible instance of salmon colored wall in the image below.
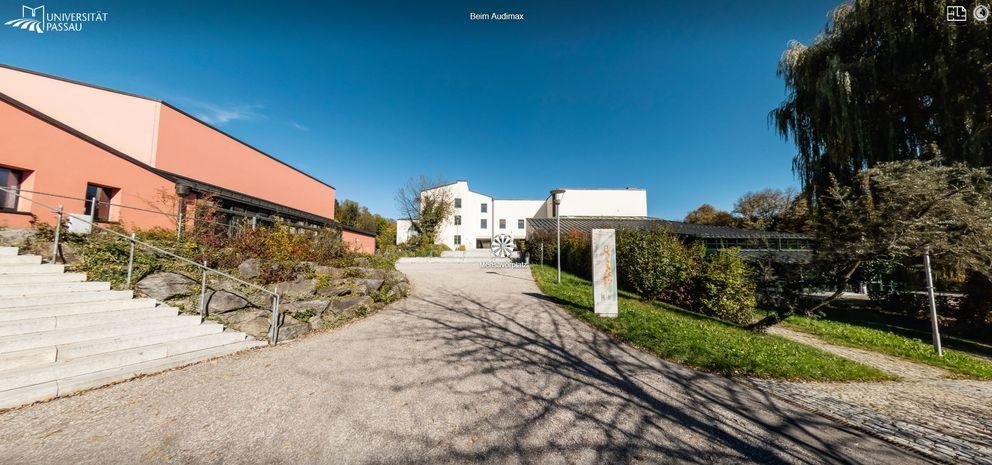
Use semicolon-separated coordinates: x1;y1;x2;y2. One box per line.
0;67;162;166
342;230;376;254
154;106;336;219
0;100;176;230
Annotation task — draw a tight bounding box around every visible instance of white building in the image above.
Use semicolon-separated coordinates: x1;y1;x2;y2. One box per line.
396;180;647;250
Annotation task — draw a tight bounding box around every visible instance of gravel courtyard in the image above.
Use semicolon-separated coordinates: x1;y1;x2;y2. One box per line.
0;262;931;464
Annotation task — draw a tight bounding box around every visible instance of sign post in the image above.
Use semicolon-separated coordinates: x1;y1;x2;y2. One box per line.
591;229;618;318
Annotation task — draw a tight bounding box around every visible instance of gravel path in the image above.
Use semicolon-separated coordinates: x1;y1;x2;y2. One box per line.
766;326;949;380
0;263;930;464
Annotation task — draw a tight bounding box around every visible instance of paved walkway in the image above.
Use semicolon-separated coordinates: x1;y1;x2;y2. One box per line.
767;326;949;380
762;326;992;464
0;263;929;464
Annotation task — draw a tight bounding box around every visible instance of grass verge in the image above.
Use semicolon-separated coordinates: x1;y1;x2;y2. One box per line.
531;265;891;381
783;316;992;380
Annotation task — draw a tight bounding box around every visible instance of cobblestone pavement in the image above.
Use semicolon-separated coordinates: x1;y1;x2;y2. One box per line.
760;327;992;465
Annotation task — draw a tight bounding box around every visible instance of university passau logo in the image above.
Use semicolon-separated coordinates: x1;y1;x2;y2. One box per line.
4;4;108;34
5;5;44;34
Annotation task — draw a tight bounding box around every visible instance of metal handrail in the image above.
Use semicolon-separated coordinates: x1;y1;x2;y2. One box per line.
0;186;282;345
6;187;244;231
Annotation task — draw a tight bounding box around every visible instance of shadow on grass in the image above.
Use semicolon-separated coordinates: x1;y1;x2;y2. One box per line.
813;310;992;360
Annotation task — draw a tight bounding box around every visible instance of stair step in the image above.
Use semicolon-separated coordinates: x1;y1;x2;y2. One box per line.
0;290;133;309
0;298;157;322
0;307;179;337
0;315;202;353
0;281;110;296
0;338;264;410
0;323;225;371
0;264;64;275
0;255;41;265
0;331;249;393
0;273;87;285
0;247;17;256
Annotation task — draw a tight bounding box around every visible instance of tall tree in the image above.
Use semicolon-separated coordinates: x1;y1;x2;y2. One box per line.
395;176;454;246
335;200;361;228
684;204;738;227
733;188;795;231
752;160;992;329
773;1;992;201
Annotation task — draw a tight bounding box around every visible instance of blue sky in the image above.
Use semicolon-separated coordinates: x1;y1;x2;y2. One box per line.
1;0;840;219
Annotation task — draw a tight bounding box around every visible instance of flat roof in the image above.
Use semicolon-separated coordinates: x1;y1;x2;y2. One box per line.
526;216;811;240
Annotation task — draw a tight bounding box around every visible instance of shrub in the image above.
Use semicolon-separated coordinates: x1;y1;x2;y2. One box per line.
615;228;702;304
694;248;756;325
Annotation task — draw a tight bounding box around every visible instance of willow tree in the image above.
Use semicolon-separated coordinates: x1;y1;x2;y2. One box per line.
773;0;992;200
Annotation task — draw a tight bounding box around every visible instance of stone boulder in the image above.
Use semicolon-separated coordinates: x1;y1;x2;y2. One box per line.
316;282;354;297
275;278;317;297
382;282;411;302
238;258;261;279
135;272;198;301
283;300;330;318
386;269;408;285
221;308;268;325
328;295;374;318
228;313;271;340
313;266;345;278
0;228;36;247
355;278;384;295
205;290;251;314
278;314;310;341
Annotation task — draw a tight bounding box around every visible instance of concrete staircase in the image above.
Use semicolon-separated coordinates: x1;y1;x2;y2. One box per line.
0;246;265;410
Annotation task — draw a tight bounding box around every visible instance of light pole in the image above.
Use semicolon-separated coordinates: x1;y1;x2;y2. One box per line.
551;189;565;283
923;246;943;356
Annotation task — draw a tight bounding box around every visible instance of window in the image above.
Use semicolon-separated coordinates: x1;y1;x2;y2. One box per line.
454;215;461;225
84;183;117;221
481;203;488;213
480;219;487;229
518;219;525;229
454;198;462;208
499;219;506;229
454;235;461;245
0;167;23;211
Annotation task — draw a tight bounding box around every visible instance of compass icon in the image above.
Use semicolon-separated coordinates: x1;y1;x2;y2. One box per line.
976;5;990;22
490;234;515;258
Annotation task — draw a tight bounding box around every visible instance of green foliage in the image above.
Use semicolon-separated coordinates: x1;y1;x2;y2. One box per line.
395;176;453;246
531;264;890;381
695;249;756;326
615;228;703;305
683;204;738;228
529;227;759;326
785;315;992;380
773;1;992;200
73;232;164;286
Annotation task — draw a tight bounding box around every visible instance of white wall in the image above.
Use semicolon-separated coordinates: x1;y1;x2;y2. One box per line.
555;189;647;217
492;200;544;240
395;219;413;245
396;182;649;248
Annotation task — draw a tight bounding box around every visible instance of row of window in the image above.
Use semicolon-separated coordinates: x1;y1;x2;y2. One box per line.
453;215;525;230
0;166;118;221
453;197;489;213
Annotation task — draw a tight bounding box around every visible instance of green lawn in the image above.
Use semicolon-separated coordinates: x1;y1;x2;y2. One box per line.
530;265;891;381
783;316;992;380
